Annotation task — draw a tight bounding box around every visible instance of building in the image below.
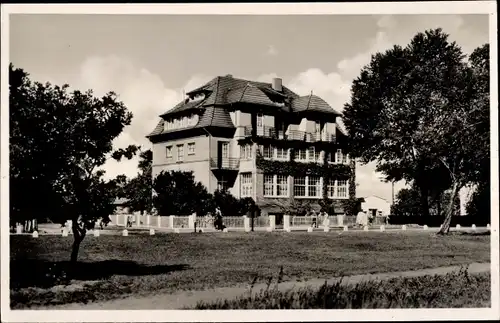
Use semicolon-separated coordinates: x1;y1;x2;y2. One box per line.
360;195;391;218
146;75;356;217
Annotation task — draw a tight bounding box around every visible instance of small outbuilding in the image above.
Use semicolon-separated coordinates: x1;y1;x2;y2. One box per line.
361;195;391;219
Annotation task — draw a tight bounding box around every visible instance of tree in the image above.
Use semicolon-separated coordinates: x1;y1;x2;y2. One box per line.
152;170;212;216
342;29;487;230
9;64;138;262
122;149;154;215
212;189;253;217
391;187;421;217
391;185;459;218
433;43;490;233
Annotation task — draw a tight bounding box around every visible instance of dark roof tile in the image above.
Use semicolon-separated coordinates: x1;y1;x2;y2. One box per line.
147;119;165;137
291;94;341;115
197;106;235;128
149;75;341;139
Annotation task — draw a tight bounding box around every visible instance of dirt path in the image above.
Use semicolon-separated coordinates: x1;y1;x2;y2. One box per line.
36;262;490;310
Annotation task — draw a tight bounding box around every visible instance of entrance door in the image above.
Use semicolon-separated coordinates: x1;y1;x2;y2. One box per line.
315;120;321;140
274;214;284;229
256;113;264;136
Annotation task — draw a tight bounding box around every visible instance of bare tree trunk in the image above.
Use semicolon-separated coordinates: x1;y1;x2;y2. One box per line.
437;181;459;235
70;216;87;263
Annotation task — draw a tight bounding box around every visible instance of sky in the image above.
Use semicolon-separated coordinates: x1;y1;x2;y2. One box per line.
9;13;489;202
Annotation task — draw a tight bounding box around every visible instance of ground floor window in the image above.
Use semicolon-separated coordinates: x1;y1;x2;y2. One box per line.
264;174;289;197
240;172;253;197
327;179;349;198
294;176;321;198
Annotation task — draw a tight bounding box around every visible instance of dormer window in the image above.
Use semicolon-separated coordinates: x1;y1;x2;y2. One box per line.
188;92;206;103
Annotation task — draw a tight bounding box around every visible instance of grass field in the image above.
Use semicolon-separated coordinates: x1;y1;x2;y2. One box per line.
10;231;490;308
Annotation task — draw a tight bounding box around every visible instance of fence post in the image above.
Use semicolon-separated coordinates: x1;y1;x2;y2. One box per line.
146;215;151;227
188;214;195;230
135;214;141;227
169;216;175;229
157;216;162;228
243;216;251;232
283;215;290;231
337;214;344;227
269;215;276;230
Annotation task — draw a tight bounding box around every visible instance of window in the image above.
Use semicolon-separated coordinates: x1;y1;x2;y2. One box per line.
263;145;273;159
335;149;343;164
308;176;321;197
342;153;348;164
177;144;184;161
308;147;315;162
222;142;229;158
294;177;306;197
315;150;321;162
263;175;289;197
315;120;321;134
276;175;288;196
241;144;252;159
166;146;173;159
337;180;348;198
276;147;288;160
188;142;195;155
295;149;307;161
264;175;274;196
327;179;349;198
294;176;321;198
240;173;253;197
257;113;263;127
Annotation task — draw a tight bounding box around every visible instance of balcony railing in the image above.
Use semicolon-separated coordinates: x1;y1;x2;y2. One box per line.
240;126;336;143
210;158;240;170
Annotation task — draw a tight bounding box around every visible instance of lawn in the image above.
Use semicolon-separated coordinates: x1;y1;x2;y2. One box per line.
10;231;490;308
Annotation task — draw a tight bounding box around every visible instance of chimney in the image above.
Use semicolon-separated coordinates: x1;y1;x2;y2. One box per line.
272;78;282;92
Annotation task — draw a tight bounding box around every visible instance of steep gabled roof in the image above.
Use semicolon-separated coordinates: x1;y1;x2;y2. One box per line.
148;75;342;140
166;75;299;116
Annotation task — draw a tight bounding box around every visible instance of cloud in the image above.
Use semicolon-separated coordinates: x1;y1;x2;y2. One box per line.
71;55;211;180
266;45;278;56
277;14;486;201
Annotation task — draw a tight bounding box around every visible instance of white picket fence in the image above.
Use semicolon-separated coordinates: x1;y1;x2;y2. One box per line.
108;213;374;231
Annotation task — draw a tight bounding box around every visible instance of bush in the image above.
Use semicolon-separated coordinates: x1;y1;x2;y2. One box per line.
194;268;490;309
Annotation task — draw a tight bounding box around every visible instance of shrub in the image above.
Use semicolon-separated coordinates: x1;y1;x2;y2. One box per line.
194;268;490;309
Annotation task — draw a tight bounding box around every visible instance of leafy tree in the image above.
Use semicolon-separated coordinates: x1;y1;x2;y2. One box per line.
391;185;459;218
428;43;489;234
152;170;212;216
342;29;488;233
391;187;421;217
212;189;255;217
466;181;490;224
121;149;154;215
340;198;363;216
9;64;137;262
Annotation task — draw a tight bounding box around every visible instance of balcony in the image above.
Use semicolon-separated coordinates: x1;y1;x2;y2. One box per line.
240;126;336;143
210;158;240;170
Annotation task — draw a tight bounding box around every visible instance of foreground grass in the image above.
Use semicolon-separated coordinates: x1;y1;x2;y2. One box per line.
10;231;490;308
195;269;491;309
